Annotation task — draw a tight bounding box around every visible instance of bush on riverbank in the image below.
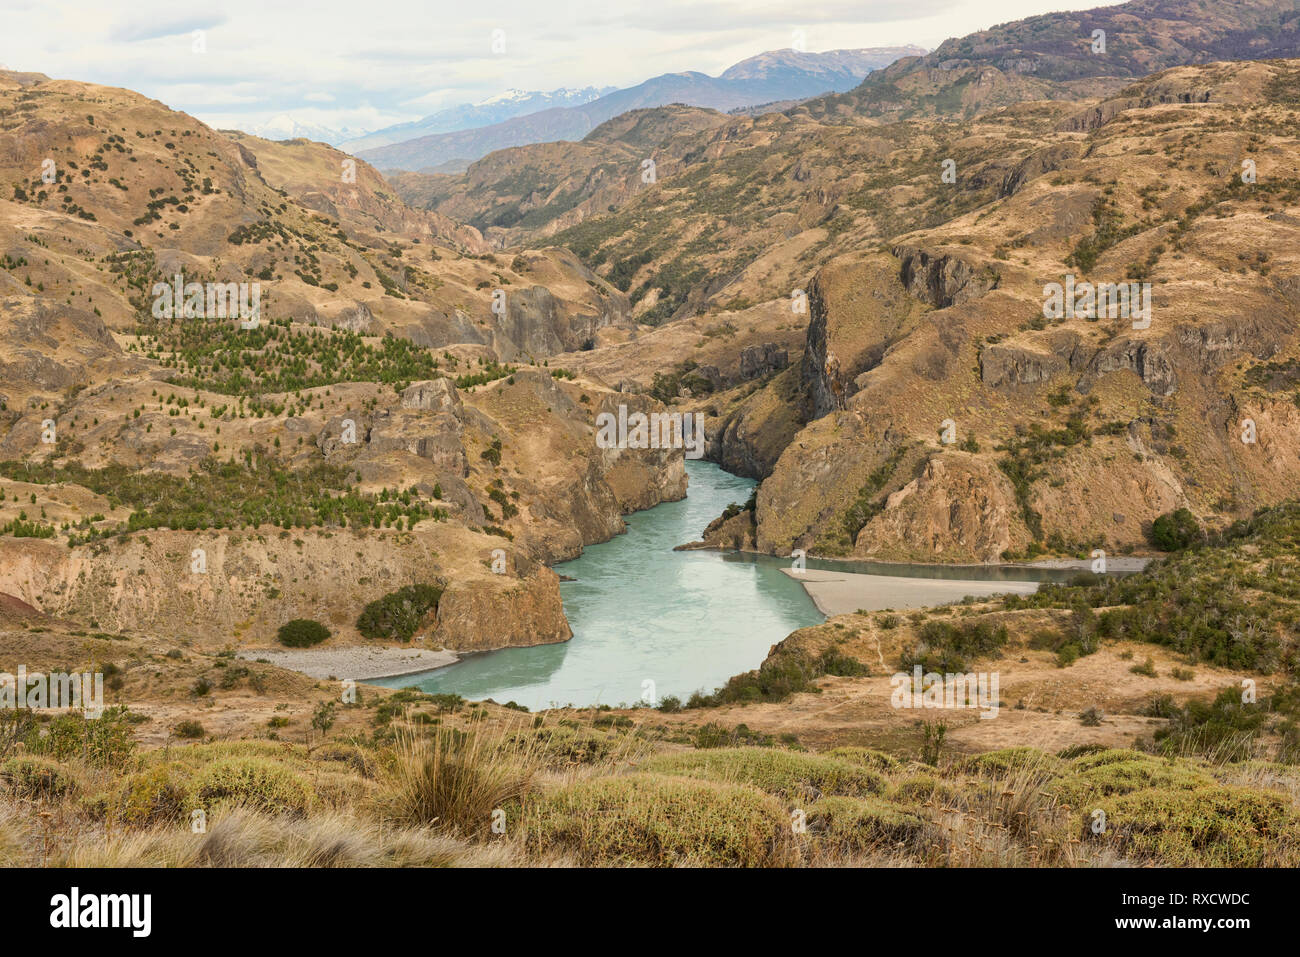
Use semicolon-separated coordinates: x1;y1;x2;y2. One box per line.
277;619;331;647
356;584;444;642
677;644;870;709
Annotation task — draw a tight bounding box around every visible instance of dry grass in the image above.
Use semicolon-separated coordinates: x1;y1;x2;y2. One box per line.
4;710;1300;868
377;719;542;835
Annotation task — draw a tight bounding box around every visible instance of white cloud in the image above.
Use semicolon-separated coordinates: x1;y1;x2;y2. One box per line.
3;0;1130;140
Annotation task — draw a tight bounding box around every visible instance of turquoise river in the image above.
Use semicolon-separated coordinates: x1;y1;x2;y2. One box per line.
372;460;1084;710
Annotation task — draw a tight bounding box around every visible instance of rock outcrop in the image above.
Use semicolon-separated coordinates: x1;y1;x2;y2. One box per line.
894;244;999;309
859;453;1022;563
0;526;571;651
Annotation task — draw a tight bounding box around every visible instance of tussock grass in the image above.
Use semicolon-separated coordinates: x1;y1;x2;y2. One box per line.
52;807;521;868
378;721;540;834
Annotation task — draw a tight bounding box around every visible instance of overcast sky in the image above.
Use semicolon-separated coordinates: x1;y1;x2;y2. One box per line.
0;0;1126;137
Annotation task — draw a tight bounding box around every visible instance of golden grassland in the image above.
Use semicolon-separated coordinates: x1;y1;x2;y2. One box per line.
3;703;1300;868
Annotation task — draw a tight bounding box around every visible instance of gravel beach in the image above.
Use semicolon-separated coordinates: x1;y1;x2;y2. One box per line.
780;568;1041;618
236;646;459;681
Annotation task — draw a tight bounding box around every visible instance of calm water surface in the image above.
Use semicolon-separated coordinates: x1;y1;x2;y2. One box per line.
372;461;822;710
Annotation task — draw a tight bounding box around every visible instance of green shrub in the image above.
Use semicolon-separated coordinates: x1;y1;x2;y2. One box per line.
1052;754;1212;808
1079;706;1103;727
117;764;191;826
901;620;1009;673
891;772;955;804
808;795;926;850
1149;508;1201;551
1067;748;1149;770
276;619;330;648
191;757;314;814
1152;686;1270;760
959;747;1061;777
356;584;443;642
26;707;135;768
522;773;793;866
1056;743;1109;760
1097;786;1298;866
173;720;205;739
693;646;870;707
0;756;76;798
1130;656;1157;677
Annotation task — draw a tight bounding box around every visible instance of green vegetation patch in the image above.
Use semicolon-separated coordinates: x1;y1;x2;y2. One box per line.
684;643;870;707
640;747;886;799
356;584;444;642
1098;786;1298;867
807;795;926;850
277;619;330;648
521;772;793;867
0;458;445;542
1;756;77;799
191;757;314;815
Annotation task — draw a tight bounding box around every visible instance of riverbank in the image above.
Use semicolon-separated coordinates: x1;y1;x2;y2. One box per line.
236;646;460;681
1028;556;1150;572
779;567;1040;617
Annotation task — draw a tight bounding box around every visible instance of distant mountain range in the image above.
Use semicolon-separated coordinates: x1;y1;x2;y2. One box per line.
354;46;926;172
339;87;616;153
242;115;371;146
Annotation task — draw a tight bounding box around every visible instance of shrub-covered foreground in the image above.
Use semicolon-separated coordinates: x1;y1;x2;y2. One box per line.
3;715;1299;867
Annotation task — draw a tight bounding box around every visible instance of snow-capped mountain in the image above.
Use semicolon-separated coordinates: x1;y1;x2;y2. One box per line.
241;115;369;146
339;87;614;153
354;46;926;172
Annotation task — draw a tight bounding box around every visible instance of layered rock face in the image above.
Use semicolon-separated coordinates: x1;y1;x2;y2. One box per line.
0;525;572;650
733;62;1300;562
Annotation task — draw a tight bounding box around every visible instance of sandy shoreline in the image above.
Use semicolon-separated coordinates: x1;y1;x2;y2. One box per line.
781;568;1041;618
237;646;459;681
1027;556;1150;571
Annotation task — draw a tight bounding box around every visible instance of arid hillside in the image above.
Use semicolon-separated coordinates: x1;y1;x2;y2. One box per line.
394;0;1300;328
0;70;631;360
729;59;1300;562
804;0;1300;123
433;55;1300;564
447;54;1300;565
0;70;689;652
5;0;1300;875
